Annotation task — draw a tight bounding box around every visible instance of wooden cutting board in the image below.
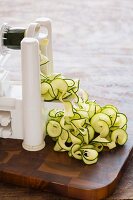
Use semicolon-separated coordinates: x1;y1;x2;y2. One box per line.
0;136;132;200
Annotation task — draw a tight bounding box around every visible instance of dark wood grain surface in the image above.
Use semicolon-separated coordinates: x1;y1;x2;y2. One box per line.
0;136;132;200
0;0;133;199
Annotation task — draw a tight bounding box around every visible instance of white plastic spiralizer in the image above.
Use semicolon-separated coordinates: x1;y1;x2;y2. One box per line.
0;18;53;151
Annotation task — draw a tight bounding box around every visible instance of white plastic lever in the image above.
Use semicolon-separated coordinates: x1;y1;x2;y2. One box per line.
25;23;40;38
21;37;45;151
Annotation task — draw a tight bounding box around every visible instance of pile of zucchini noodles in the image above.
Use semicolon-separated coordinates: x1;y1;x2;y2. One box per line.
41;73;128;165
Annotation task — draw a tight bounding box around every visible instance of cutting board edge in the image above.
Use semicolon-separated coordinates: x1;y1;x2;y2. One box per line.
67;145;133;199
0;145;132;200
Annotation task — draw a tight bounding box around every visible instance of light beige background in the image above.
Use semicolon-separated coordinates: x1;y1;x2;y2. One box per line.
0;0;133;199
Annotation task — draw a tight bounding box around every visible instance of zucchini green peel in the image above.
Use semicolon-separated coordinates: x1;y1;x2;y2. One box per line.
41;73;80;101
43;73;128;165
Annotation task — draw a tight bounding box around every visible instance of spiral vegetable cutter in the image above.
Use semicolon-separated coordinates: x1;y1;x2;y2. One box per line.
0;18;53;151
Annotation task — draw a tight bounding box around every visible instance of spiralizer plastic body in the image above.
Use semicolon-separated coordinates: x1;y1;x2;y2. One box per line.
0;18;53;151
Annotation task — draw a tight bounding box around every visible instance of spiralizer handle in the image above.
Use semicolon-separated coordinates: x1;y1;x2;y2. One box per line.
21;37;45;151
